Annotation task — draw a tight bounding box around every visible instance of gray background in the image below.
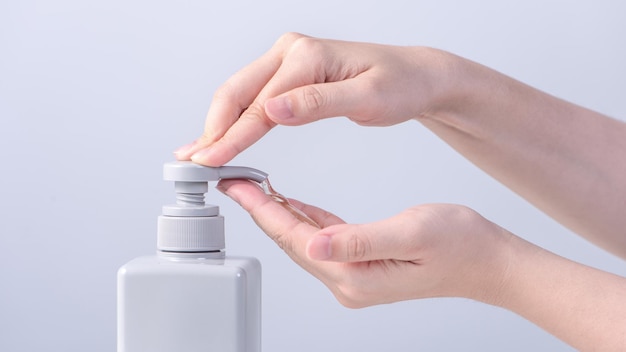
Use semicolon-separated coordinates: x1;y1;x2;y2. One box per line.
1;1;625;351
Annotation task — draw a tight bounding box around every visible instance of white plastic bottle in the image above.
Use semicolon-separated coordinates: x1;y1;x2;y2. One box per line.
117;161;265;352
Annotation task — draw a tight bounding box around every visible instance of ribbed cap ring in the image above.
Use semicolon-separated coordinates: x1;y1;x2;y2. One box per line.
157;215;225;252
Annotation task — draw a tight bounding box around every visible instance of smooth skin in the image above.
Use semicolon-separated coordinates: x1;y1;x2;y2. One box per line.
176;33;626;351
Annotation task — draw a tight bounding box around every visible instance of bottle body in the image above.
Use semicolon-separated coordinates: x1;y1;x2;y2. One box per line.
117;253;261;352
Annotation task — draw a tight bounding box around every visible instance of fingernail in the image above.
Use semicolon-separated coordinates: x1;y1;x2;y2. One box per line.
266;96;293;120
216;181;240;204
215;182;227;194
307;235;332;260
174;141;196;157
190;148;212;163
215;181;229;196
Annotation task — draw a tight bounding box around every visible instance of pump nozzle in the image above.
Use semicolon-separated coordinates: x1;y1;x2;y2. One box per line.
163;161;268;183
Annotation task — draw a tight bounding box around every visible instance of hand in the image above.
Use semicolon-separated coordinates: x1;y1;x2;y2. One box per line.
217;178;514;308
176;32;455;166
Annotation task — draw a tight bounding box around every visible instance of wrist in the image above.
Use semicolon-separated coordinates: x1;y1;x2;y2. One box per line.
413;205;523;305
457;225;533;307
413;49;517;138
409;48;475;119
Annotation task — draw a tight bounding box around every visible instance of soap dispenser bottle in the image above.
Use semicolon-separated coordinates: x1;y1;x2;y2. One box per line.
117;161;265;352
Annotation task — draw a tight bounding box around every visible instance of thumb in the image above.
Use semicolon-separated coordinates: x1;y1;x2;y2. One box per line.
306;219;412;262
264;80;368;126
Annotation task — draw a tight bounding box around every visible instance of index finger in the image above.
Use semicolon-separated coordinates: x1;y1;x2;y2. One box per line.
177;33;311;165
218;178;351;292
191;105;277;166
217;178;315;251
174;48;282;164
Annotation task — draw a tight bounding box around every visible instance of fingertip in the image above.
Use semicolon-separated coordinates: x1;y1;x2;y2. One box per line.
173;151;188;161
216;178;265;203
173;141;197;160
216;179;242;204
190;147;226;167
215;179;231;195
190;148;210;164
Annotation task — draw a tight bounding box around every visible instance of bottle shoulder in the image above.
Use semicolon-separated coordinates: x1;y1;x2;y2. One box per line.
118;254;260;277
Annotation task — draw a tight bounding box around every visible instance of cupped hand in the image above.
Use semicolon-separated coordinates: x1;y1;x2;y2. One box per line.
176;32;454;166
217;178;514;308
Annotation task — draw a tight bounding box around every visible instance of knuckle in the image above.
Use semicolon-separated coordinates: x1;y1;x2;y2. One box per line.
240;102;265;120
212;80;238;105
301;86;326;112
239;102;275;130
257;222;293;254
290;35;322;53
247;200;294;254
346;233;369;261
273;232;293;253
282;35;328;64
276;32;306;47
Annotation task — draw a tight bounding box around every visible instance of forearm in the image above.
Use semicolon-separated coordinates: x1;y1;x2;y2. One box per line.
494;235;626;351
418;53;626;257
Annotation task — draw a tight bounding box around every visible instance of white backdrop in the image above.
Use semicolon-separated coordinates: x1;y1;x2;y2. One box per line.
1;1;625;351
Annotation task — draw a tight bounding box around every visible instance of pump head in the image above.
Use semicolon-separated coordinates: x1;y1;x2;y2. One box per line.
161;161;268;217
157;161;268;253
